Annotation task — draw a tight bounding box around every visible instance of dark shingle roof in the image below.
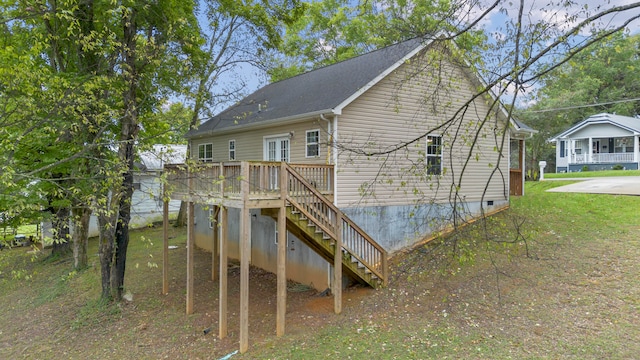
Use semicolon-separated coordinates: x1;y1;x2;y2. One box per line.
187;37;427;139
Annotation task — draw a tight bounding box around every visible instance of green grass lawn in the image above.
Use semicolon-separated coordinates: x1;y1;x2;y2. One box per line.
1;183;639;359
545;169;640;178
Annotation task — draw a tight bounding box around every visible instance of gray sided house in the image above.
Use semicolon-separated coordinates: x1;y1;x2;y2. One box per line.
550;113;640;173
169;36;535;293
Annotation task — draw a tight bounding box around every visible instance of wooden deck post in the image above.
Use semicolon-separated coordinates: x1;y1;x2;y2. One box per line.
276;163;287;336
218;206;228;338
186;166;194;315
186;200;195;315
162;187;169;295
239;162;251;353
212;205;219;281
334;213;343;314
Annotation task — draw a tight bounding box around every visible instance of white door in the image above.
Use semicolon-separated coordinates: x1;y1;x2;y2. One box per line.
264;136;290;190
264;136;290;162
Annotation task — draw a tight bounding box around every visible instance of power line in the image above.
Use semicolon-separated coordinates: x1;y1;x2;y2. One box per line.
529;97;640;113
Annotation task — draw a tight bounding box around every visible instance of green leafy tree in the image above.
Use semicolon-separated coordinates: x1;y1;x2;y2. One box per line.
266;0;486;81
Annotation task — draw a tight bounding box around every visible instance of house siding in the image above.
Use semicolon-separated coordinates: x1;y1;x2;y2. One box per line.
336;51;508;208
191;119;330;164
571;123;633;138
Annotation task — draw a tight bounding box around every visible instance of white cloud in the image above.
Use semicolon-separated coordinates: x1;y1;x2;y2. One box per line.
478;0;640;35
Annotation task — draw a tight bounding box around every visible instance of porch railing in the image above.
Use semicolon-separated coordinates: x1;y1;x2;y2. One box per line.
164;161;334;200
571;152;635;164
164;161;386;286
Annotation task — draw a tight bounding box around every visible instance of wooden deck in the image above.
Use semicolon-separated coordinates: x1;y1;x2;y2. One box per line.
162;161;387;354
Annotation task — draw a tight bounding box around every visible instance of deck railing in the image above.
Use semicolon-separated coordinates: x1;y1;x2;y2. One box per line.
164;161;334;200
164;161;386;286
571;152;635;164
284;163;387;285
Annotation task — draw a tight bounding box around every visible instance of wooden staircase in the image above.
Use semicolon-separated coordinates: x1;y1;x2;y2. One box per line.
280;164;387;288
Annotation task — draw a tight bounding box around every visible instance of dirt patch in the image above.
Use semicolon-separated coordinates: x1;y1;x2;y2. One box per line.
2;206;640;359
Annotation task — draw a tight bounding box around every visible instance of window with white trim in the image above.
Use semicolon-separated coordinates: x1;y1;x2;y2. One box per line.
198;143;213;162
229;140;236;160
209;207;214;229
426;135;442;175
306;130;320;157
559;140;566;158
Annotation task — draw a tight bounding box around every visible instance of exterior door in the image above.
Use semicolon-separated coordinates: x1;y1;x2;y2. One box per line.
264;136;290;190
265;136;290;162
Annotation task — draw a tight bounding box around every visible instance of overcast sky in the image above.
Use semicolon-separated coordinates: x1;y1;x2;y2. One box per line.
481;0;640;35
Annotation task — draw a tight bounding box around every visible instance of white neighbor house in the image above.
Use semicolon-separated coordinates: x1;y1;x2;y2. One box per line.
550;113;640;173
42;145;186;240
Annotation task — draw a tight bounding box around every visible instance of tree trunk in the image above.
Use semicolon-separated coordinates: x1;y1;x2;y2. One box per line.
98;212;115;300
51;206;71;256
72;206;91;270
107;5;139;301
111;146;135;300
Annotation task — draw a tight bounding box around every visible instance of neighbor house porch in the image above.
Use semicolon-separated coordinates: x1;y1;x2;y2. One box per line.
556;135;640;172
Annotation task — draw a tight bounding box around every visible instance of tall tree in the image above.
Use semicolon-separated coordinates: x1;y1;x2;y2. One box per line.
266;0;485;81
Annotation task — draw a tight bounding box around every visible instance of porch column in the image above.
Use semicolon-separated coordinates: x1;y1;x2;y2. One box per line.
185;166;195;315
218;206;228;338
162;189;169;295
520;139;525;195
212;206;219;281
588;137;593;164
277;163;288;336
634;135;639;165
334;213;343;315
186;199;195;314
239;163;251;354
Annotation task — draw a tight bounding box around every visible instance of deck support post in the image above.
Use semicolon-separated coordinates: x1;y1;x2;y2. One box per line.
519;139;525;195
186;166;194;315
218;206;228;338
162;185;169;295
333;213;343;314
186;200;195;315
276;163;288;336
239;163;251;353
212;205;219;281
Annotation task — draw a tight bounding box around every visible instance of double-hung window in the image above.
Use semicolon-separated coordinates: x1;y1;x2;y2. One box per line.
306;130;320;157
426;135;442;175
229;140;236;160
198;143;213;162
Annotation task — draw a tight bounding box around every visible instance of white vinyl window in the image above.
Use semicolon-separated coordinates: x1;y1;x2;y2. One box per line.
426;135;442;175
306;130;320;157
198;143;213;162
229;140;236;160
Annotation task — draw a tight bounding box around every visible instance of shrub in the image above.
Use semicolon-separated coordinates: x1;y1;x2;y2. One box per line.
612;164;624;170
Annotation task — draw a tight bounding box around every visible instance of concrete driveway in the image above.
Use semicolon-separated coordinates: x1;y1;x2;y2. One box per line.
545;176;640;196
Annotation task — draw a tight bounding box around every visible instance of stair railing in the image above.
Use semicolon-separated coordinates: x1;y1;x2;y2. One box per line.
284;163;388;285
